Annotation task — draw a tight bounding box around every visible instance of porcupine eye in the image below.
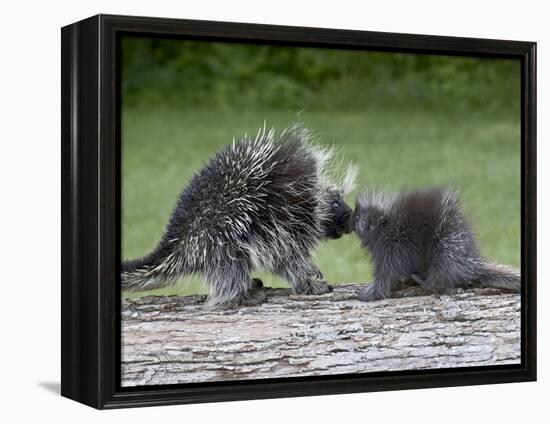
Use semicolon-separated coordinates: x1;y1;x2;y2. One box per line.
331;200;340;210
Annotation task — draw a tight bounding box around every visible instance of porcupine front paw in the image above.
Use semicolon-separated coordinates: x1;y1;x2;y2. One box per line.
295;280;334;295
206;288;268;309
241;287;268;306
357;284;385;302
308;265;324;280
251;278;264;289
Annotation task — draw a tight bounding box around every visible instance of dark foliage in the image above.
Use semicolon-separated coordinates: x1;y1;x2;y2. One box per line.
122;37;520;112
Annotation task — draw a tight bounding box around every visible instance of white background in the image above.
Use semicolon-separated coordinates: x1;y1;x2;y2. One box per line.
0;0;546;422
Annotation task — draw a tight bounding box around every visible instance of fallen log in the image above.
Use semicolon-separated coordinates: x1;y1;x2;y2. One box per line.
121;284;520;387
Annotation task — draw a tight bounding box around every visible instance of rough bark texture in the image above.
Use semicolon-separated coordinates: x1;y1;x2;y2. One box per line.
121;284;520;387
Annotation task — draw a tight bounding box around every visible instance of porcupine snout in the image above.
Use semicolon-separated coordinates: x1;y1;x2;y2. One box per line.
339;203;354;234
342;206;353;234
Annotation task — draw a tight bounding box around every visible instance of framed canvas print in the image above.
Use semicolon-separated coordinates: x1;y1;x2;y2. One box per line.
61;14;536;409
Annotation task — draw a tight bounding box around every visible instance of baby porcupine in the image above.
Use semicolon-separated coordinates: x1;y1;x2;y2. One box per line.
351;188;520;302
122;124;356;308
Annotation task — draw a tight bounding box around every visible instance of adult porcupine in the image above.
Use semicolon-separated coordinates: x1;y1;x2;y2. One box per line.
122;124;356;308
351;188;520;302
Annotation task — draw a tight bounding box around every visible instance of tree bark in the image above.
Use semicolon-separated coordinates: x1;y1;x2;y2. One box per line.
121;284;520;387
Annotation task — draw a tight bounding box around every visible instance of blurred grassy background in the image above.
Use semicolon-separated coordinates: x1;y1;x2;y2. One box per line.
122;37;520;298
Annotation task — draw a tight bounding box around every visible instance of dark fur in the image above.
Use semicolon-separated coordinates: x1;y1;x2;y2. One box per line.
351;188;520;301
122;125;354;308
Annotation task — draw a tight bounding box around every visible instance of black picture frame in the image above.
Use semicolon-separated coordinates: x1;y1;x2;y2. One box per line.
61;14;537;409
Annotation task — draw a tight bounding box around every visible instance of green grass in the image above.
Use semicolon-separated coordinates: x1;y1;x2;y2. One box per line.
122;105;520;298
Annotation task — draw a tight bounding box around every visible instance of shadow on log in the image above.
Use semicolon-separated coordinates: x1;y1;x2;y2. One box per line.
121;284;520;387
